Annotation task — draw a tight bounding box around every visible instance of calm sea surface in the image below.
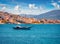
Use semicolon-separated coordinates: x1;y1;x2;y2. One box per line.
0;24;60;44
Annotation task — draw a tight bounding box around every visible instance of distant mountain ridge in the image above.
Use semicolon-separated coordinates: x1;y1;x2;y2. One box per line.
20;10;60;20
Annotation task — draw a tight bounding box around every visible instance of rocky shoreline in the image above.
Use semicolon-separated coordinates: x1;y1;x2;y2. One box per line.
0;11;60;24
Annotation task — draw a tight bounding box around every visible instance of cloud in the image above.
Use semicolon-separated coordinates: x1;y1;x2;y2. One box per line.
1;6;7;11
29;4;38;9
6;4;49;15
13;5;21;14
19;5;49;15
51;2;60;9
14;5;20;11
39;6;46;11
0;3;52;15
0;4;8;12
0;4;6;7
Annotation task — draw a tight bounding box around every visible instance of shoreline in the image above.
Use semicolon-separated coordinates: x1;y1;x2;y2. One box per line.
0;23;60;24
0;11;60;24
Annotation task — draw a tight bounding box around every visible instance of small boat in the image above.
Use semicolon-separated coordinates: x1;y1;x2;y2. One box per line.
13;26;31;30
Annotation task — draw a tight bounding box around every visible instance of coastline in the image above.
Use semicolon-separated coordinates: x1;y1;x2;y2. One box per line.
0;23;60;24
0;11;60;24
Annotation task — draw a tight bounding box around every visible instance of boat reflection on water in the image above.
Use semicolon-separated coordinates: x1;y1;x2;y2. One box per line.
13;26;31;30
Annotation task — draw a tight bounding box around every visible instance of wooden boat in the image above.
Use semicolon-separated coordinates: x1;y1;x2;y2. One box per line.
13;26;31;30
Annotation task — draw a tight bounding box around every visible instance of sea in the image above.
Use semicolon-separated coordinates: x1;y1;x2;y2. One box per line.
0;24;60;44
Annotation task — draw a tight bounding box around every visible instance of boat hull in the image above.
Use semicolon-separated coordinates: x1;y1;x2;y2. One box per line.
13;27;31;30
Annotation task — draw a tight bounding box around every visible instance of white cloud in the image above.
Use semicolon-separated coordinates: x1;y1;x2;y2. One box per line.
0;4;6;7
51;2;60;9
27;4;48;15
13;5;21;14
0;3;52;15
39;6;46;11
14;5;20;11
19;7;51;15
19;9;40;15
6;8;52;15
29;4;38;9
8;4;49;15
1;6;7;11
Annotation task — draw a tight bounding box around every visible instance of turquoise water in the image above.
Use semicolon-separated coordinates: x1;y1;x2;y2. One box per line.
0;24;60;44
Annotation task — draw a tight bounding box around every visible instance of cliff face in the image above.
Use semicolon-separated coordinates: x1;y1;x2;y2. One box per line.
0;11;60;24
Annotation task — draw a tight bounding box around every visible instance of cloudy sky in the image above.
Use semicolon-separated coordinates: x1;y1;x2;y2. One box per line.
0;0;60;15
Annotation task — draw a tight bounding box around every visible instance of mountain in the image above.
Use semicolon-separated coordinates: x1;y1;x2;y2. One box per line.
20;10;60;20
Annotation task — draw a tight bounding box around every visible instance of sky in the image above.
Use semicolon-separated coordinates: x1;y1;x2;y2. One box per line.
0;0;60;15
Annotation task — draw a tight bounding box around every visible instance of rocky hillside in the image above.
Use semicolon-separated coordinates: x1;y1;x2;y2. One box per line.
0;11;60;24
0;11;40;24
